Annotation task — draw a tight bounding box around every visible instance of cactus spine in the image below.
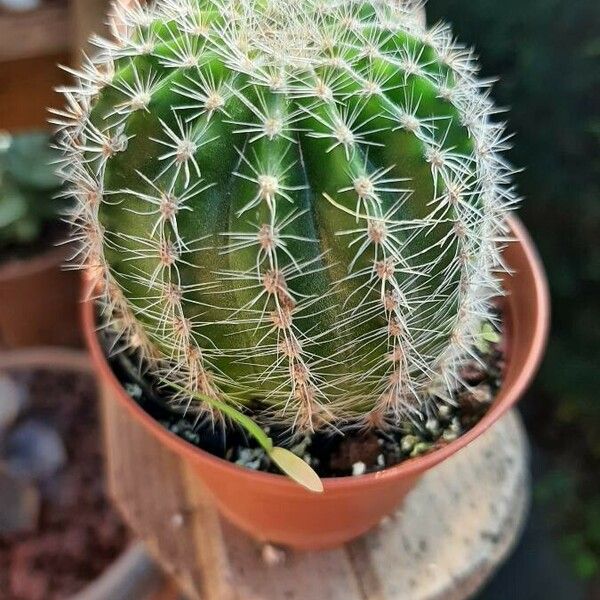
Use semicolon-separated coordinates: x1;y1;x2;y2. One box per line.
57;0;516;434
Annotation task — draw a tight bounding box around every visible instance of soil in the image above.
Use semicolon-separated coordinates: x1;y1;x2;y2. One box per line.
0;370;130;600
106;315;505;479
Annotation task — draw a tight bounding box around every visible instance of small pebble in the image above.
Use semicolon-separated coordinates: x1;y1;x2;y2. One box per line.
425;418;439;434
401;435;418;453
235;448;265;470
0;374;25;433
352;461;366;476
125;383;143;400
442;430;459;442
438;405;451;418
471;383;493;404
450;417;461;433
5;420;67;481
0;466;40;535
262;544;286;566
171;513;184;528
290;436;310;457
410;442;432;458
380;515;394;529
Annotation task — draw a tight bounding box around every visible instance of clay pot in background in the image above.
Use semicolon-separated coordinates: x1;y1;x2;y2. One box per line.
84;217;550;550
0;348;172;600
0;246;80;348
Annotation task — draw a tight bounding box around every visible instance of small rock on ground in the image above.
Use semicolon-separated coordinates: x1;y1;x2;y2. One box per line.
0;465;40;535
0;374;25;433
262;544;286;567
5;420;67;481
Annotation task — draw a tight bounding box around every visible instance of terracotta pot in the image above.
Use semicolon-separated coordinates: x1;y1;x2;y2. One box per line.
0;348;169;599
84;216;550;550
0;246;81;348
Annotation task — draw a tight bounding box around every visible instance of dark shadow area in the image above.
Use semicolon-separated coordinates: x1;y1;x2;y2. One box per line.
428;1;599;597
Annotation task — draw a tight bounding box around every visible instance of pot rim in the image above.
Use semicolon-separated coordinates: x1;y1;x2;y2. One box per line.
0;244;71;283
0;347;92;373
82;215;550;492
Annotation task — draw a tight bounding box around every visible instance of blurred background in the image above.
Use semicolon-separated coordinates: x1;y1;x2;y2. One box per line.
0;0;598;599
426;1;600;598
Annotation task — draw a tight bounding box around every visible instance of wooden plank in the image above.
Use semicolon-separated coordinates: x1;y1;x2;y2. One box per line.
101;379;529;600
102;381;206;600
0;3;71;62
221;518;363;600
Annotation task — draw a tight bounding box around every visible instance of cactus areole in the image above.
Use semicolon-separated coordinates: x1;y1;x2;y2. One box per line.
58;0;516;435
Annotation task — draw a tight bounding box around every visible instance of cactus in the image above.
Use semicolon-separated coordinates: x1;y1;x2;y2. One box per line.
57;0;516;434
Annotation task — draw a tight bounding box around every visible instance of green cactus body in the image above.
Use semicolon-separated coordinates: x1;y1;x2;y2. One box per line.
58;0;514;432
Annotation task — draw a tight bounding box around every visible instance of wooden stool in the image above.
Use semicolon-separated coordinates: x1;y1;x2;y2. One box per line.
102;388;529;600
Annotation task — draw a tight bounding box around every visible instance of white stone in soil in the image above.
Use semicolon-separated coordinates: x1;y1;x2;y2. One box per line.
262;544;286;567
0;374;25;434
5;420;67;481
352;461;366;476
235;447;265;470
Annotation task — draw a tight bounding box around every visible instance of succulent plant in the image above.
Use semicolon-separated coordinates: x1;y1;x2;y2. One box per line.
0;131;63;251
58;0;516;435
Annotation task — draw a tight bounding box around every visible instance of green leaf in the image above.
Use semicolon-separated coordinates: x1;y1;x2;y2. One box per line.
13;219;40;244
482;322;501;343
475;322;502;353
6;132;61;191
0;193;27;228
166;383;323;492
269;447;324;493
168;383;273;452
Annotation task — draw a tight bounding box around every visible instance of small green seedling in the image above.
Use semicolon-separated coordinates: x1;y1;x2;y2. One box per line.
169;383;323;492
476;322;502;354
